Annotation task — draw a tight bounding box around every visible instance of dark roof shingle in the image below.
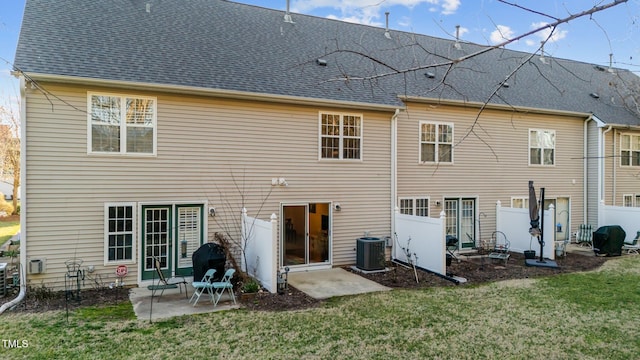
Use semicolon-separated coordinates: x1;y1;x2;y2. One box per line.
14;0;640;125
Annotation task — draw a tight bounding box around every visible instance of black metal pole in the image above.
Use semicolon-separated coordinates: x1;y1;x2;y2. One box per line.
539;187;545;262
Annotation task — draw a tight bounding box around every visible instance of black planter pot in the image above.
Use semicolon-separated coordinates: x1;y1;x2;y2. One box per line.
524;250;536;259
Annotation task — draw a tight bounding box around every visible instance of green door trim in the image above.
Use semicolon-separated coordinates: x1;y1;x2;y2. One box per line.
141;205;172;281
174;204;204;277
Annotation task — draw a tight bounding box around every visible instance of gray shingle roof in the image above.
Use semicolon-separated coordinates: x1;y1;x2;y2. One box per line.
14;0;640;125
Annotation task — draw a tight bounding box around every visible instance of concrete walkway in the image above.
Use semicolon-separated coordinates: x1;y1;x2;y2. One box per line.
287;267;391;300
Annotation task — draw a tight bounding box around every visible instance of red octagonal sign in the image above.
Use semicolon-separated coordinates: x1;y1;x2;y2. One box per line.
115;265;128;277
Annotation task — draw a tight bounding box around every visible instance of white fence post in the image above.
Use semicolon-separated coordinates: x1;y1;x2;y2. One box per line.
548;204;555;260
270;213;278;294
439;210;446;275
241;207;248;273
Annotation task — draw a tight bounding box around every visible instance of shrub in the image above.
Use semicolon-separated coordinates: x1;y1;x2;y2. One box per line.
0;194;14;216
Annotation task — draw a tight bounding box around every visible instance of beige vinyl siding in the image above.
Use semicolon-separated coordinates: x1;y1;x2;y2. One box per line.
606;129;640;206
24;83;392;289
397;103;586;241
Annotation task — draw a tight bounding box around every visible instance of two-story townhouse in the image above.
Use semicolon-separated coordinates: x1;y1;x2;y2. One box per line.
13;0;640;290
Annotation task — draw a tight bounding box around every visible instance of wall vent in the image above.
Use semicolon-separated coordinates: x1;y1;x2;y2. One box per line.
28;259;45;274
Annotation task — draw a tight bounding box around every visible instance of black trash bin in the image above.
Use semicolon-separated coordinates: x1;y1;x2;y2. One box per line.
192;243;226;282
593;225;626;256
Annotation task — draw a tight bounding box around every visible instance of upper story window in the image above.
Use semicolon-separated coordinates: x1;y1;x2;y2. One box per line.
420;121;453;163
529;129;555;166
319;113;362;160
621;134;640;167
89;93;157;155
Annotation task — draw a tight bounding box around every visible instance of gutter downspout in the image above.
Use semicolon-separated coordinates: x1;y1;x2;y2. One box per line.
583;115;592;225
612;129;617;205
602;126;613;206
1;75;27;314
390;109;400;247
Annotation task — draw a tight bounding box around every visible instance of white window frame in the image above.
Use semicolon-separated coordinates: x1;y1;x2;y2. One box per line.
398;197;430;217
419;121;454;164
511;197;529;209
620;134;640;167
104;202;137;265
318;112;363;161
88;92;157;156
529;129;555;166
623;194;634;207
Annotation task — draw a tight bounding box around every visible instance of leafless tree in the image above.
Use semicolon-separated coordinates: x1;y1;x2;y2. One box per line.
207;170;274;284
0;103;20;215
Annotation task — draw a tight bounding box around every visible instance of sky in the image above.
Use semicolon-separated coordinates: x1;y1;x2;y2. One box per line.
1;0;639;111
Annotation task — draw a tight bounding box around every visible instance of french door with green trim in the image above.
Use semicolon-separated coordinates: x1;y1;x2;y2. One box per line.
141;204;204;280
444;198;476;249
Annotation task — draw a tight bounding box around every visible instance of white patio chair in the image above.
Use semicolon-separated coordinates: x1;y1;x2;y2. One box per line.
213;268;237;306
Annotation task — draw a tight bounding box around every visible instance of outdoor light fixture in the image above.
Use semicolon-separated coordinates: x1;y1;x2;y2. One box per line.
277;266;290;294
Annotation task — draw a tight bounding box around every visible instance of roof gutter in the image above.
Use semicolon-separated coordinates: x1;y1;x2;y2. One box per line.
0;75;27;314
22;72;404;112
399;95;591;118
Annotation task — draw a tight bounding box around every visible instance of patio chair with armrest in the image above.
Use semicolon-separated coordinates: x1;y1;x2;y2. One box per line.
622;231;640;255
488;231;510;266
576;224;593;247
189;268;216;306
213;268;237;306
148;256;189;302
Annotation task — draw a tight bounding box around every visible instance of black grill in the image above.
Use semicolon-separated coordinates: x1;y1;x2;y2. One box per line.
192;243;226;282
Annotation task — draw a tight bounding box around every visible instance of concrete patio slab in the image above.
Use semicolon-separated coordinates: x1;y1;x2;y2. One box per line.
287;267;391;300
129;286;239;321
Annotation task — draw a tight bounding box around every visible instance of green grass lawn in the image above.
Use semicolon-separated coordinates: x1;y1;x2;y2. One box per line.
0;217;20;245
1;256;638;359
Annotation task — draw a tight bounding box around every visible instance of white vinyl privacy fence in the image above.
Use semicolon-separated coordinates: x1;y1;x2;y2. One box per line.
241;208;277;293
599;203;640;243
495;201;555;260
393;210;447;276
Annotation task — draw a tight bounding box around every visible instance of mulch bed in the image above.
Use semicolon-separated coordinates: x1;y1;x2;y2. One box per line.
7;251;608;313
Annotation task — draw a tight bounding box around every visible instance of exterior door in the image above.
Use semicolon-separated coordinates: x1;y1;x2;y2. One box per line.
141;204;203;280
444;198;476;249
141;206;171;280
282;203;330;266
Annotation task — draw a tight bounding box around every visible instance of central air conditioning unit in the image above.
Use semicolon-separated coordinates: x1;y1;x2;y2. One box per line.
356;237;386;271
0;263;6;297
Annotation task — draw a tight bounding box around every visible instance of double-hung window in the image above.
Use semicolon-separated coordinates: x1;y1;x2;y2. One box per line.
621;134;640;167
399;197;430;216
529;129;555;166
105;203;135;263
89;93;157;155
320;113;362;160
622;194;640;207
420;121;453;163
